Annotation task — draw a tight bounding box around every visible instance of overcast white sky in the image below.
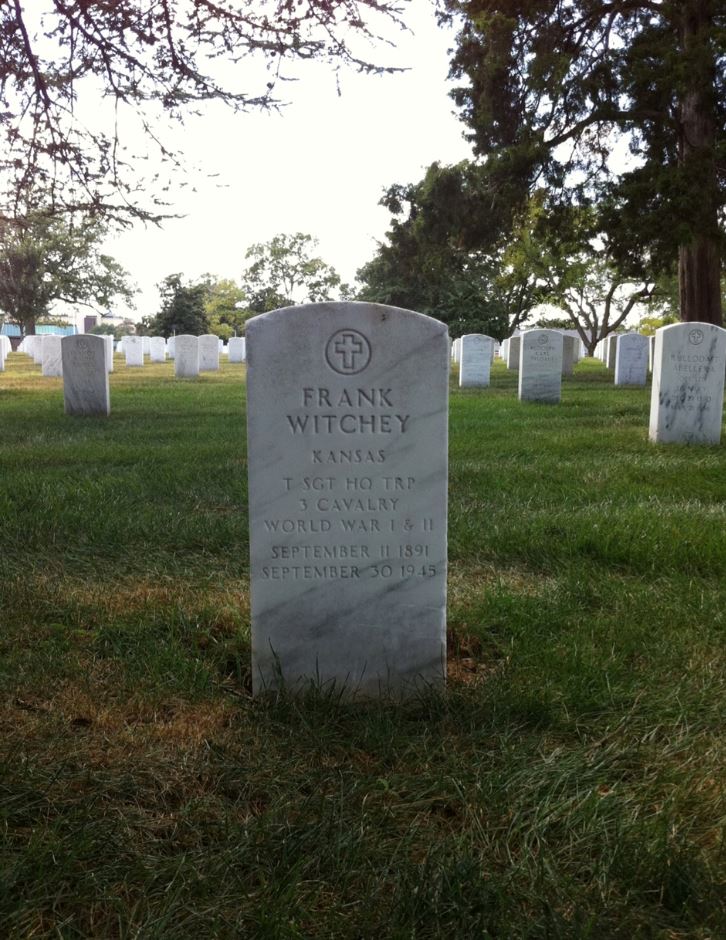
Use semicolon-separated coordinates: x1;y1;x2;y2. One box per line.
102;0;472;324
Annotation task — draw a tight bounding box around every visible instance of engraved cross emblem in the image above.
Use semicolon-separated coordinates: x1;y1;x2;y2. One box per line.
326;328;371;375
334;332;364;370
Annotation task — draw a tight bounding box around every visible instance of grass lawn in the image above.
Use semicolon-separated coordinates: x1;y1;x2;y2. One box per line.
0;353;724;938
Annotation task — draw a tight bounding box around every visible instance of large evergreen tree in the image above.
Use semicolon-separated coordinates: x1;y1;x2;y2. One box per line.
440;0;726;324
152;274;210;336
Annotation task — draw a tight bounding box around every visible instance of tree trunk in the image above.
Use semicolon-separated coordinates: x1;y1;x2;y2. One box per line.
679;236;721;323
678;0;722;325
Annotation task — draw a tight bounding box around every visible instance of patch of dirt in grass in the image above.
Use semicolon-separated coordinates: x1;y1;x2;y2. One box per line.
447;628;506;686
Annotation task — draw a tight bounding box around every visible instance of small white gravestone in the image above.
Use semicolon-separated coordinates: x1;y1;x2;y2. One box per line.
0;335;11;366
61;335;110;416
519;330;563;403
174;335;199;377
228;336;246;363
246;301;449;698
560;330;583;362
104;335;114;373
561;335;576;376
31;336;44;364
507;335;521;370
198;334;220;371
167;336;175;359
142;336;151;356
41;335;63;377
615;333;649;386
649;323;726;445
648;335;655;372
459;334;493;387
606;334;619;369
125;335;144;367
149;336;166;362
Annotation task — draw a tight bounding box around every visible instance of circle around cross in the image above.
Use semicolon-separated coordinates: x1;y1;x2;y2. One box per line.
325;329;372;375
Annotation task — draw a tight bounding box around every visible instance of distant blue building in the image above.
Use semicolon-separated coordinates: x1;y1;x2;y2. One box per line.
1;323;78;350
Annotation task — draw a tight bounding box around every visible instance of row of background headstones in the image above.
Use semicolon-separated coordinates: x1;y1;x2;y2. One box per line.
15;333;247;378
11;334;247;416
8;322;726;444
452;325;726;445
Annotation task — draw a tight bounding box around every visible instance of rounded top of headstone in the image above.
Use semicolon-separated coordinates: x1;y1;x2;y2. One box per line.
658;321;726;337
246;301;448;335
245;302;449;382
521;328;563;344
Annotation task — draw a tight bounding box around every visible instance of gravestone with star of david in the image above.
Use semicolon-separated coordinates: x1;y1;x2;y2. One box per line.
245;301;449;698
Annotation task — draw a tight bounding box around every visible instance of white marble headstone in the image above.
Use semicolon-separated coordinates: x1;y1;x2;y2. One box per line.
649;323;726;445
41;335;63;377
31;336;44;364
174;335;199;377
167;336;176;360
459;334;493;387
125;335;144;367
507;335;521;371
561;335;576;376
518;330;563;403
198;334;220;371
606;334;618;369
61;335;110;416
149;336;166;362
104;335;114;373
614;333;649;386
228;337;246;363
246;301;449;698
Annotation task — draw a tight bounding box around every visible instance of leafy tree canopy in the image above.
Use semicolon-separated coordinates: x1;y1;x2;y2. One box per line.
203;277;248;339
0;213;135;336
242;233;349;312
0;1;406;223
439;0;726;323
355;162;540;339
502;192;670;354
151;274;210;336
638;314;679;337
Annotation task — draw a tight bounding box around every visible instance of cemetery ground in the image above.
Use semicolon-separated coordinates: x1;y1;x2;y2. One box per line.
1;353;724;939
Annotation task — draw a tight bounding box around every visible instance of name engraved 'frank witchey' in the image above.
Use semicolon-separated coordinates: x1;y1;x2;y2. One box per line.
246;301;449;698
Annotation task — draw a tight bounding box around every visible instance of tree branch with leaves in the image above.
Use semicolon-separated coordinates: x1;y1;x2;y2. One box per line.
440;0;726;324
